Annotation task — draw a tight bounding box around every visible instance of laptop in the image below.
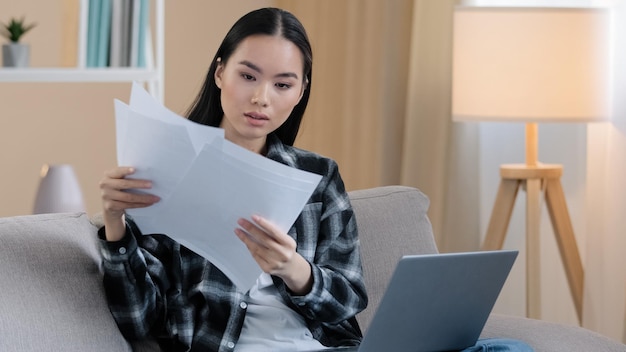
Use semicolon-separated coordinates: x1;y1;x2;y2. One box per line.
310;250;518;352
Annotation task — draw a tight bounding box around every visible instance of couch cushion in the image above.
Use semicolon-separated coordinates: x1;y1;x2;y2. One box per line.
482;314;626;352
0;212;131;351
349;185;437;332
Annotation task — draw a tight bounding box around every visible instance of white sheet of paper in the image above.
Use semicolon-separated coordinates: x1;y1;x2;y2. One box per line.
115;83;322;291
128;82;224;154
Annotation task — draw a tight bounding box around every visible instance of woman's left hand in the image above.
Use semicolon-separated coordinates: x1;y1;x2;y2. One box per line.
235;215;313;295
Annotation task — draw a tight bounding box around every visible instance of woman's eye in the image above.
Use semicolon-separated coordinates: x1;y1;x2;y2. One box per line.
276;83;292;89
241;73;255;81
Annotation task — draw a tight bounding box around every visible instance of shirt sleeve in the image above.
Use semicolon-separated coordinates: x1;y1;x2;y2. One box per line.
285;160;368;325
98;223;167;340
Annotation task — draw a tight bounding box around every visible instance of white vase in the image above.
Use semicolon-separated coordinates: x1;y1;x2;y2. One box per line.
2;43;30;67
33;164;86;214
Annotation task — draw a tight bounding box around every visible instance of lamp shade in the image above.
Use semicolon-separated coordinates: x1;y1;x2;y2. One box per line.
452;7;610;122
33;164;86;214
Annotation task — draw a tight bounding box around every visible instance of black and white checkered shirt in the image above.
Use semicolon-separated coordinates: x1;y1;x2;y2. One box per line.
99;134;368;352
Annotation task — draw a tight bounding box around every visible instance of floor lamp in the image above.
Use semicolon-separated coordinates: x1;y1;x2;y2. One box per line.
452;7;610;324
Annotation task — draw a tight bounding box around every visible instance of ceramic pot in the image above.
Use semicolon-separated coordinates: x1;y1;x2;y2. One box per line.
2;43;30;67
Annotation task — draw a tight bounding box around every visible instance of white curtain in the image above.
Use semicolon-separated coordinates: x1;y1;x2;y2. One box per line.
277;0;413;190
400;0;480;251
278;0;479;252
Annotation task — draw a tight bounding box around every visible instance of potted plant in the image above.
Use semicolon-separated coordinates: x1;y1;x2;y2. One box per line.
1;16;36;67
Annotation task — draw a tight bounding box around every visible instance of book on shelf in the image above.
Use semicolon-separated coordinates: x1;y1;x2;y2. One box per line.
85;0;149;68
136;0;149;67
96;0;112;67
120;0;131;67
108;0;123;67
85;0;101;67
129;0;140;67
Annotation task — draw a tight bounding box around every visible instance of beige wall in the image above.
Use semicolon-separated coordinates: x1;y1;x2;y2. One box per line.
0;0;271;217
1;0;411;217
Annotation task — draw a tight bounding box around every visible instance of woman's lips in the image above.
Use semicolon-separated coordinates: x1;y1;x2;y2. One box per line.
244;112;269;126
244;112;269;120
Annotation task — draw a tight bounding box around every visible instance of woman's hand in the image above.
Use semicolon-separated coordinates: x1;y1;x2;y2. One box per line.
99;166;160;241
235;215;313;295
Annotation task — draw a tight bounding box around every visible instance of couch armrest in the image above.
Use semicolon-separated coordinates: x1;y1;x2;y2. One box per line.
0;213;132;351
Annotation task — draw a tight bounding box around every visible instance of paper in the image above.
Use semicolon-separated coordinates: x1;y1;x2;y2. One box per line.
115;82;322;291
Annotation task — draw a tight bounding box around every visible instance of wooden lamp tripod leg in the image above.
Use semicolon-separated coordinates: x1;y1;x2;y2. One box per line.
545;178;584;324
482;179;521;251
526;178;543;319
483;177;544;319
482;164;583;324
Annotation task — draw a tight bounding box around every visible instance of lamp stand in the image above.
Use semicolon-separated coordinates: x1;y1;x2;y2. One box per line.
481;123;584;324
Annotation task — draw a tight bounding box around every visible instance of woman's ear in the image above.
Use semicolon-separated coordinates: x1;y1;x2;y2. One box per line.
214;58;224;89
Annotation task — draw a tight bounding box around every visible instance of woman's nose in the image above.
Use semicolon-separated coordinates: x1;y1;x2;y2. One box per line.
251;84;269;107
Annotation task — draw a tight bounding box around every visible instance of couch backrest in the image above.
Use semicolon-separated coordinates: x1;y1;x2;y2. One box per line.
349;185;438;332
0;186;436;350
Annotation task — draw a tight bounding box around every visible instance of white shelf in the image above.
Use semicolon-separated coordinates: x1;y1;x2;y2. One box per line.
1;0;164;101
0;68;158;82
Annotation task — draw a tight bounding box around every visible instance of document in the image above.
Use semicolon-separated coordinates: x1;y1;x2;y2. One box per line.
114;82;322;291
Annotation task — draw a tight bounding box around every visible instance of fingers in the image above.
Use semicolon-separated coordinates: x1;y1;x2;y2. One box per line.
104;166;136;179
235;220;266;247
237;216;284;241
250;215;281;238
235;217;283;246
100;167;153;191
103;189;159;211
234;216;311;293
235;216;297;274
99;166;160;214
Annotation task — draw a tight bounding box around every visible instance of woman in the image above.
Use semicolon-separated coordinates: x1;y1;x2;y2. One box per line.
99;7;532;352
99;7;366;352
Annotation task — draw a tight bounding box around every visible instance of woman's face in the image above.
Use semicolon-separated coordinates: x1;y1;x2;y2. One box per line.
215;34;306;153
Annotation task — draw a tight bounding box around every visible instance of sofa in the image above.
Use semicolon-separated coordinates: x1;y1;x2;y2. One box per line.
0;185;624;351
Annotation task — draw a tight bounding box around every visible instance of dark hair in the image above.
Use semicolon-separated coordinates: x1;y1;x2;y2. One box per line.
186;7;313;147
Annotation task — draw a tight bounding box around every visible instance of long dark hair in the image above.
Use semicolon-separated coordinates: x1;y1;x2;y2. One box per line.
186;7;313;147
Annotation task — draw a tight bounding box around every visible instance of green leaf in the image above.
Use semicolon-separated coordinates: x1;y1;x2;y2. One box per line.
1;16;37;43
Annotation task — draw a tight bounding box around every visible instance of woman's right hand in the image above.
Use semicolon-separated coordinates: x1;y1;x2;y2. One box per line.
99;166;160;241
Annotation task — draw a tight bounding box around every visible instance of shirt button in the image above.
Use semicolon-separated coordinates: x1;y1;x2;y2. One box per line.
240;301;247;309
118;247;127;255
227;341;235;349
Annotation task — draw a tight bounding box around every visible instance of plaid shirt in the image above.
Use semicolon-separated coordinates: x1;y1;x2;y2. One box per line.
99;134;368;352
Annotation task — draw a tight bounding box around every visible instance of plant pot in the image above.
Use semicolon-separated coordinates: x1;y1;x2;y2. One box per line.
2;43;30;67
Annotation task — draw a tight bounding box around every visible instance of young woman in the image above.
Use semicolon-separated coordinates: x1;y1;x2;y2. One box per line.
98;7;533;352
99;7;366;352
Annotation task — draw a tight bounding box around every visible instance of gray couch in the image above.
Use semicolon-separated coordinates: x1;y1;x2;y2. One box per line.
0;185;624;351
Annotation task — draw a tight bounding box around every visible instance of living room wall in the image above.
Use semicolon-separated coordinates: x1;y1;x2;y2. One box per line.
2;1;624;342
0;0;271;217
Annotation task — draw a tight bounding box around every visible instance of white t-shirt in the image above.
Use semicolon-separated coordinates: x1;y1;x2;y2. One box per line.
234;273;328;351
